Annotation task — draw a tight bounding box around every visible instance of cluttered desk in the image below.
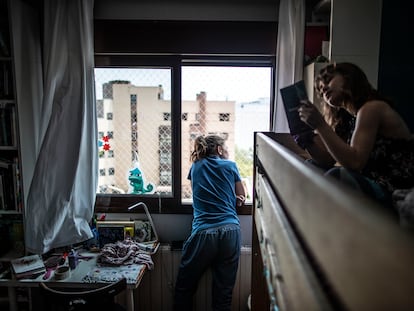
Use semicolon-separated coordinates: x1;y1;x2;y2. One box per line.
0;240;158;311
0;202;159;311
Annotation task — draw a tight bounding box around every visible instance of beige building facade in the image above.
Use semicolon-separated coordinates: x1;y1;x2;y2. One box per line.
97;81;235;197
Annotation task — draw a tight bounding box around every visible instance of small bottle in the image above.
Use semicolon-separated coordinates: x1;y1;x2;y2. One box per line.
68;250;77;270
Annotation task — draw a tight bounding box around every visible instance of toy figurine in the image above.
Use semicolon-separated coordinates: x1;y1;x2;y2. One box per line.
128;167;154;194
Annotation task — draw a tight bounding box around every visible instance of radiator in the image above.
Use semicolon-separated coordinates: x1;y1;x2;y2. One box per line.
133;245;252;311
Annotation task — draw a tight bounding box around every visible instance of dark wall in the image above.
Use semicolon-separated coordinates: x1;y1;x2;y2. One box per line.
94;20;277;55
378;0;414;131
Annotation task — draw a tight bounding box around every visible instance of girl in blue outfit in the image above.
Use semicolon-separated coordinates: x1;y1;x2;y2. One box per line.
174;135;246;311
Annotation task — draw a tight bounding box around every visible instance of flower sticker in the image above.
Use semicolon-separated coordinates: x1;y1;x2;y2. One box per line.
98;135;111;156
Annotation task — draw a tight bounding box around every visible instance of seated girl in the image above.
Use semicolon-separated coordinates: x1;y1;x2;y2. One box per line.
296;62;414;207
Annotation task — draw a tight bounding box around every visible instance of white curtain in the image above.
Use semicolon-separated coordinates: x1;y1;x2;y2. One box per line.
12;0;97;254
272;0;306;132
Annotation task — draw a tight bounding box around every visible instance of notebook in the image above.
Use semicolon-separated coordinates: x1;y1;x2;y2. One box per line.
280;80;313;135
11;254;45;279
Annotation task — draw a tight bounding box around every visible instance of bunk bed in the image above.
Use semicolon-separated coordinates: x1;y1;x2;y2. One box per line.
251;132;414;311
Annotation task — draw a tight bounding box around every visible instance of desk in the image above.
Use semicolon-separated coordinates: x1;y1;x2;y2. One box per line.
0;251;147;311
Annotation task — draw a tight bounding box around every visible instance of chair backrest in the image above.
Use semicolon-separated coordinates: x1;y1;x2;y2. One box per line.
39;277;127;311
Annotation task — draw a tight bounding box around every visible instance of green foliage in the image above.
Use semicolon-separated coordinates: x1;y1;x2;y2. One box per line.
235;146;253;178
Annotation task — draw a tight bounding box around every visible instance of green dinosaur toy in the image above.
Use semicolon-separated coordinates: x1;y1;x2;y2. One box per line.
128;167;154;194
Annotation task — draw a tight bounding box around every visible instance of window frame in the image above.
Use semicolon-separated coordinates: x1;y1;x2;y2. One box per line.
94;55;274;215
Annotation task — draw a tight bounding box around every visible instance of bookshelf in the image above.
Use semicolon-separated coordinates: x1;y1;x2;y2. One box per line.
0;0;25;261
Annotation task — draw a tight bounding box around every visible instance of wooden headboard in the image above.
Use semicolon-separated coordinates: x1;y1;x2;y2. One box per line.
251;132;414;311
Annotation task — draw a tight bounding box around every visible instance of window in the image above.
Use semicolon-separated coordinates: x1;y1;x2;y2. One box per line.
93;19;277;213
97;100;104;118
130;94;137;105
163;112;171;121
219;113;230;122
94;61;272;212
95;68;172;197
181;66;271;204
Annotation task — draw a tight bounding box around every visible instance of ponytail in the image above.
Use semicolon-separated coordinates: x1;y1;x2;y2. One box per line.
191;135;225;162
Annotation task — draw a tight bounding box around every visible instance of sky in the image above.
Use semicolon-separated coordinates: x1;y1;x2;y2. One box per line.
181;66;271;102
95;66;271;103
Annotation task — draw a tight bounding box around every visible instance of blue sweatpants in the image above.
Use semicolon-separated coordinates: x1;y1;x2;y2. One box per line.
173;224;241;311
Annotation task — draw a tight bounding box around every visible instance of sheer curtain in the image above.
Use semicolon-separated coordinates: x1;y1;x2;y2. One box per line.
272;0;305;132
11;0;97;254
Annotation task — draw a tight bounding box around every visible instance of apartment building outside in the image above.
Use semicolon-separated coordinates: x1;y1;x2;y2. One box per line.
97;81;235;197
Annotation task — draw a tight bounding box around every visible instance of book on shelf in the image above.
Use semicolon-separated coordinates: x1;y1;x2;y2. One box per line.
280;80;313;135
0;175;5;210
12;157;22;212
11;254;45;279
0;61;13;99
0;157;20;211
0;30;10;57
0;103;17;147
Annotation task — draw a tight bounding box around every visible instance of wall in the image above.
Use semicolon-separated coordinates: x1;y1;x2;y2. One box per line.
330;0;382;87
94;0;279;21
378;0;414;131
102;213;252;246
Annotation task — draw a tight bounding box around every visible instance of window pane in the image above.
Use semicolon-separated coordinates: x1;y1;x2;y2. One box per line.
181;66;271;203
95;68;172;195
